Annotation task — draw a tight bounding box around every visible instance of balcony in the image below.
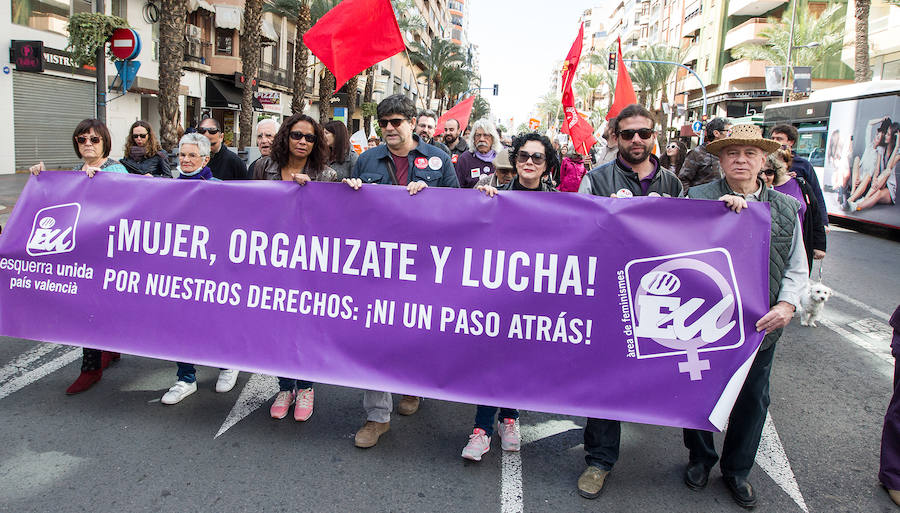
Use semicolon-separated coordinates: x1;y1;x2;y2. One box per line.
727;0;786;17
681;43;698;66
184;41;212;72
682;7;701;36
723;18;772;50
721;59;767;85
258;62;294;90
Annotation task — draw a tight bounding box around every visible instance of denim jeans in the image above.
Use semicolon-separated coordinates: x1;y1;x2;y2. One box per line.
175;363;230;384
278;377;314;392
474;405;519;437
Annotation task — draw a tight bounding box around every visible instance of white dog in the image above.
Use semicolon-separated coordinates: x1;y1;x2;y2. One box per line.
800;282;833;327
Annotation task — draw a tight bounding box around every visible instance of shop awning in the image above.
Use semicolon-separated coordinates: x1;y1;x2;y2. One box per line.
214;5;242;31
206;77;263;110
261;19;279;43
187;0;215;13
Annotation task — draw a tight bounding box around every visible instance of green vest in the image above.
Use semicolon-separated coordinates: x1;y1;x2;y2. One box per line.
688;178;800;350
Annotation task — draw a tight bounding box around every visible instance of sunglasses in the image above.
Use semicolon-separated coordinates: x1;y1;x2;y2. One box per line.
290;131;317;142
666;144;678;150
378;118;407;128
617;128;654;140
516;151;546;165
132;133;148;139
76;136;101;145
197;127;220;135
760;168;776;176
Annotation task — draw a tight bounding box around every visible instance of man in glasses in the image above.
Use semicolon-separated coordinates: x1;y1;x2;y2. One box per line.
454;119;503;188
198;117;248;180
575;104;684;501
442;118;468;163
679;117;732;191
347;94;459;449
415;110;451;156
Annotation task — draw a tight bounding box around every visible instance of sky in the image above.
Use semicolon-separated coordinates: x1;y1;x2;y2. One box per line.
467;0;588;131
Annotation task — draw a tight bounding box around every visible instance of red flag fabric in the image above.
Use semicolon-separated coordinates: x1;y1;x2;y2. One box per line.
560;23;584;94
606;37;638;121
562;86;597;154
303;0;405;93
433;96;476;136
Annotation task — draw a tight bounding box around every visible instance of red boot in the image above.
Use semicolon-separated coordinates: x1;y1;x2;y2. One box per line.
65;370;102;395
101;351;121;370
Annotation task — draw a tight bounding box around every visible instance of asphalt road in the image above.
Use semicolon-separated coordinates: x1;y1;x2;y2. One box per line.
0;173;898;512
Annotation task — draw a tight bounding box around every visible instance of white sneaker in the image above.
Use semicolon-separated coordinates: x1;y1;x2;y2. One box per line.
461;428;491;461
498;418;521;451
161;380;197;405
215;369;239;393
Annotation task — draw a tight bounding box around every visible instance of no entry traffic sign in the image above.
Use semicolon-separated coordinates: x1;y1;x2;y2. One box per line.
110;28;141;60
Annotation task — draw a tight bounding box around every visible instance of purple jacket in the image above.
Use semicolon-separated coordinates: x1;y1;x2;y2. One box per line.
454;150;495;188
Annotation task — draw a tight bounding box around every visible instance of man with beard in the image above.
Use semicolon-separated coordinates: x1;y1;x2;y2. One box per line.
454;119;503;188
416;110;451;155
248;118;279;179
575;104;684;500
442;118;468;163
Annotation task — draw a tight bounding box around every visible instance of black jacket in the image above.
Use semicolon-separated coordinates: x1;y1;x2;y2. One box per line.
121;151;171;177
208;146;248;180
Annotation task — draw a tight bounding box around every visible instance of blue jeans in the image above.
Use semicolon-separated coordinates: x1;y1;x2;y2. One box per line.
175;363;229;384
278;377;314;392
474;405;519;437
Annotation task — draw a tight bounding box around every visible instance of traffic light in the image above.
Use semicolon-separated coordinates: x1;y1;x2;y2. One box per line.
493;83;499;96
608;52;616;71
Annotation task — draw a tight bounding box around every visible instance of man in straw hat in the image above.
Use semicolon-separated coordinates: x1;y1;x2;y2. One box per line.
682;124;809;508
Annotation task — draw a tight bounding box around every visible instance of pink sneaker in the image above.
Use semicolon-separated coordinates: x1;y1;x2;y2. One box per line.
498;418;520;451
461;428;490;461
270;391;295;419
294;387;314;421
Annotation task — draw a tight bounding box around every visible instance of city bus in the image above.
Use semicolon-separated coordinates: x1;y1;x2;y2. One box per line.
763;80;900;231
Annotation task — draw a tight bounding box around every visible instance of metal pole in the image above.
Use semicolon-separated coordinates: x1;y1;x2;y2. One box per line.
622;58;708;144
95;0;106;123
782;1;798;103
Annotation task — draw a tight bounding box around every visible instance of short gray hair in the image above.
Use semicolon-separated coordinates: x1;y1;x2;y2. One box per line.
467;118;502;153
257;118;280;132
178;133;211;156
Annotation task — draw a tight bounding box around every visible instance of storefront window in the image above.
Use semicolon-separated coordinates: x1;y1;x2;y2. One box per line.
11;0;92;36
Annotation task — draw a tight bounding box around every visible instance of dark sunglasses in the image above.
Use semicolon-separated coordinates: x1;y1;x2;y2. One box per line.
516;151;546;165
197;127;220;135
132;133;148;139
617;128;654;140
289;131;317;142
760;168;776;176
378;118;407;128
76;136;101;145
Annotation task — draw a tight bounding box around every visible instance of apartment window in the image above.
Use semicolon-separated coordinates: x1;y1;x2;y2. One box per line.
216;28;234;55
11;0;91;36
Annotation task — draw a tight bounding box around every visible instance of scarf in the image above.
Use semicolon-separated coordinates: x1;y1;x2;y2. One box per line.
129;145;147;160
177;166;213;180
474;149;496;163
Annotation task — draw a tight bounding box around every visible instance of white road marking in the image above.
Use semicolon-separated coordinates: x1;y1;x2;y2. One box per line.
499;419;582;513
0;343;61;384
831;291;891;322
756;413;809;512
821;318;894;372
0;347;81;401
214;373;278;439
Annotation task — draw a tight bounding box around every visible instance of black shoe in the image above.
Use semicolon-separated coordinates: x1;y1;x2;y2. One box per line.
723;475;757;508
683;461;710;490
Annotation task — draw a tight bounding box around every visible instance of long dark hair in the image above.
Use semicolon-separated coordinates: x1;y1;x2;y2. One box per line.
323;120;351;164
124;120;162;156
270;113;328;171
660;140;687;174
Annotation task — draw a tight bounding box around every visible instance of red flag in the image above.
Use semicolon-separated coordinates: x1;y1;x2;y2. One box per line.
433;96;476;136
560;23;584;94
606;37;638;120
562;87;597;154
303;0;405;93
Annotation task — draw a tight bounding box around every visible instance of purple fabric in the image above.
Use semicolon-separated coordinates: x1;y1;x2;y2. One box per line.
0;172;774;431
774;179;806;225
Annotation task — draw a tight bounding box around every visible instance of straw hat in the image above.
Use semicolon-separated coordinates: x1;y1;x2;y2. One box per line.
706;123;781;156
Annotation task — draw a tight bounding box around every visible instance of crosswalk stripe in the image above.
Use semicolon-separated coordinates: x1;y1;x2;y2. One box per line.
0;343;61;385
757;413;809;512
0;347;81;401
214;373;278;439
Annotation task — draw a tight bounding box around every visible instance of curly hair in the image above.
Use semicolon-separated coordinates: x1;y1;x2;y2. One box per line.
124;120;162;156
766;149;791;184
270;113;328;171
323;120;351;164
510;132;560;179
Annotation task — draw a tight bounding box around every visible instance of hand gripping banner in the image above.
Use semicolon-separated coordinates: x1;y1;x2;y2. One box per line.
0;173;772;431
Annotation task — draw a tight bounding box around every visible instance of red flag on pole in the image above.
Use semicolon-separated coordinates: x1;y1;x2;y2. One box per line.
433;96;476;136
303;0;406;93
606;37;638;120
560;23;584;94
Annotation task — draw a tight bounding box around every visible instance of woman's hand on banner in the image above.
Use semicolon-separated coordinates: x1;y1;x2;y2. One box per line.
29;162;45;175
342;178;362;190
292;173;312;186
407;181;428;196
84;167;101;178
476;184;499;198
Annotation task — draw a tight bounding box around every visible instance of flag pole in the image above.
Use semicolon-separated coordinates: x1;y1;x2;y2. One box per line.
403;48;429;110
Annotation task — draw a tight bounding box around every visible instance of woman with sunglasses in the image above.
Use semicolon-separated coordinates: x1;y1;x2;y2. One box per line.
461;133;559;462
29;119;128;394
660;140;687;175
760;150;826;270
252;112;337;421
322;120;358;180
120;120;171;177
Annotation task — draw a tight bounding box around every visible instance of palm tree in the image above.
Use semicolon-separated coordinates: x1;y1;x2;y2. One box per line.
732;1;845;76
264;0;313;114
574;73;604;112
536;91;563;129
624;45;679;110
239;0;263;149
310;0;338;123
855;0;871;82
157;0;187;150
408;38;465;109
361;66;376;136
471;96;490;122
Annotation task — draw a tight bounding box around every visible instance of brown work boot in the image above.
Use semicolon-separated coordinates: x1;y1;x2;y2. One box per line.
397;395;420;416
354;421;390;448
577;466;610;499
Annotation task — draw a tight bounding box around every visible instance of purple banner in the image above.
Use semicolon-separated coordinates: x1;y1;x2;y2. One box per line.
0;172;772;431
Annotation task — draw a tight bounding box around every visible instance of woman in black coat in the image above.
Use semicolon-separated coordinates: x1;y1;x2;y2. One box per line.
120;120;171;177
